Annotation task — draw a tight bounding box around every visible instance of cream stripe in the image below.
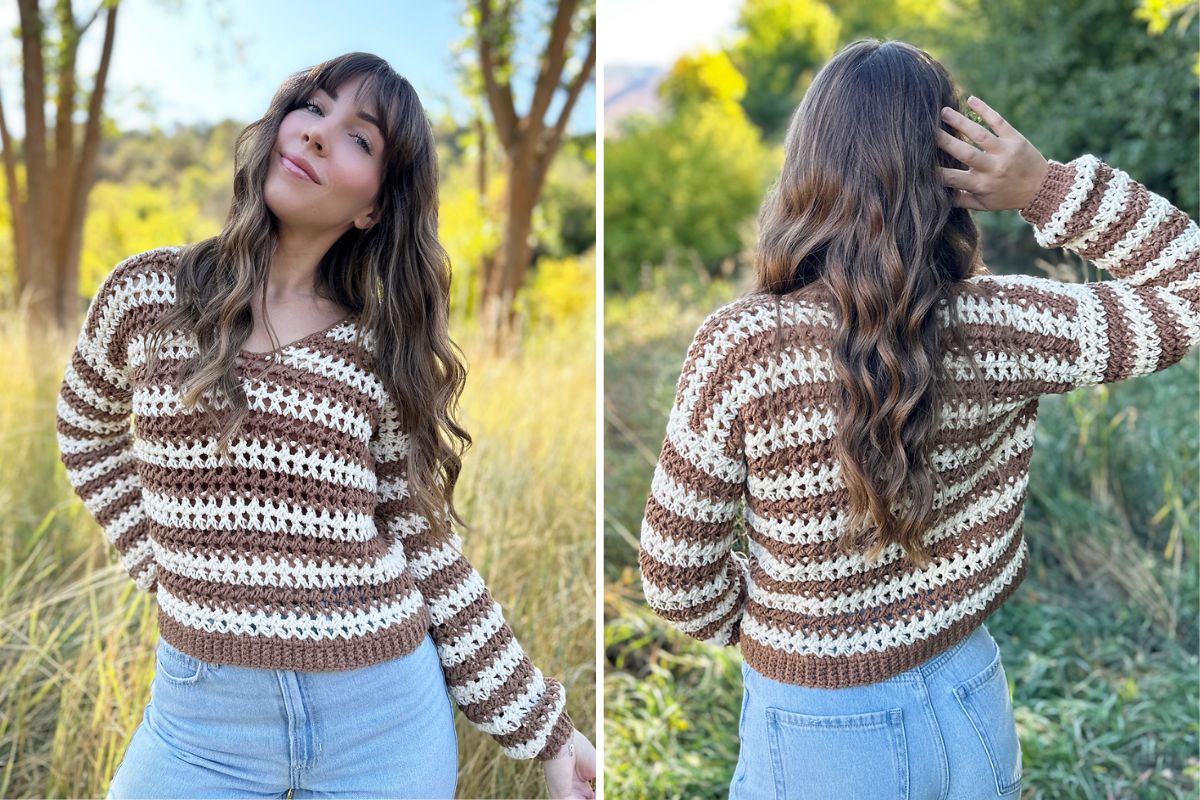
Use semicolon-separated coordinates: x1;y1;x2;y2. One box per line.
742;537;1027;658
151;534;409;588
156;584;425;641
503;685;568;760
140;487;375;542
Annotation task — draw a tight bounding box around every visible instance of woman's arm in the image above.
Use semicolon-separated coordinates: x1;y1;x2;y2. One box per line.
55;253;158;594
638;306;750;646
370;399;575;761
940;97;1199;395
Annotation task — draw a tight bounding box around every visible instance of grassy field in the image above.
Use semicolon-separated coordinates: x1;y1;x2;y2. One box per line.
604;273;1200;800
0;309;595;800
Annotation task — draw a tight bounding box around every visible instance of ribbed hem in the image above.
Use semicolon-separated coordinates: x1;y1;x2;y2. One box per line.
738;553;1029;688
157;604;433;672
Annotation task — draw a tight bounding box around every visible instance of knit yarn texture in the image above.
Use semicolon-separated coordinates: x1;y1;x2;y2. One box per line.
55;246;573;760
639;155;1200;688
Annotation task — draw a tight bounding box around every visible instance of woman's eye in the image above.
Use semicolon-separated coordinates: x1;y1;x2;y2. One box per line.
303;100;322;114
352;133;372;155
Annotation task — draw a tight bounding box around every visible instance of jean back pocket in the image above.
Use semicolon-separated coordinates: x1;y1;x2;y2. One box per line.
766;705;908;800
952;648;1023;795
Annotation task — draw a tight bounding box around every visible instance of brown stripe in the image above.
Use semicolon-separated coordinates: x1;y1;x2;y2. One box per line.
747;513;1025;633
749;465;1022;575
1018;160;1076;230
739;553;1028;688
655;434;743;500
642;493;739;549
156;603;431;672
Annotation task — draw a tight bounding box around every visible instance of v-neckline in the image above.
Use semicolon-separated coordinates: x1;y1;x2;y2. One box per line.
238;312;356;358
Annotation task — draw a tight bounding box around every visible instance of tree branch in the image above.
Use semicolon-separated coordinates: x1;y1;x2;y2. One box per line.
53;0;80;246
476;0;519;148
0;88;29;282
59;0;117;317
17;0;49;251
78;0;102;35
535;26;595;187
526;0;577;131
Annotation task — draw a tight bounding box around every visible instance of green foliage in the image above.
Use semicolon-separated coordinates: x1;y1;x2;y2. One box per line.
81;182;219;296
96;121;239;221
604;106;777;294
924;0;1199;272
604;585;745;800
658;50;747;115
533;135;597;260
727;0;840;138
516;250;596;334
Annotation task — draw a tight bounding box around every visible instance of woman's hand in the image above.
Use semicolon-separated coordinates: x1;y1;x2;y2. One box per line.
936;95;1049;212
542;728;597;799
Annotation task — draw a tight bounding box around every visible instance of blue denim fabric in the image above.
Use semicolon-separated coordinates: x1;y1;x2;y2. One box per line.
729;623;1022;800
106;630;458;799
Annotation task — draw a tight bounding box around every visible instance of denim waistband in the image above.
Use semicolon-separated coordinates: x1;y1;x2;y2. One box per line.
880;623;988;684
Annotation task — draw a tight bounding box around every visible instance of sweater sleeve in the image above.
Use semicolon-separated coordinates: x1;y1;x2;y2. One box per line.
638;308;750;647
55;257;157;595
369;397;574;761
974;154;1199;397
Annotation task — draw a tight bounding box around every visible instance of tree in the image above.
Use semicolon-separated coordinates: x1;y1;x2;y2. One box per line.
727;0;839;139
604;101;776;294
658;50;746;116
2;0;120;332
466;0;596;344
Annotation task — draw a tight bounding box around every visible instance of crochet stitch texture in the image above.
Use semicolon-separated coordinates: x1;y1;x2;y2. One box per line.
55;247;573;760
639;155;1200;688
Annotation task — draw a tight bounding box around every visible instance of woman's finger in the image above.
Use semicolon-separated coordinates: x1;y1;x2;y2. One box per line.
965;95;1018;139
952;188;986;211
940;106;999;150
938;165;977;192
936;128;985;166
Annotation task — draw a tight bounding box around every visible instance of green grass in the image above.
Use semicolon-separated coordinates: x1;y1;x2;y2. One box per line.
0;307;595;800
604;275;1199;800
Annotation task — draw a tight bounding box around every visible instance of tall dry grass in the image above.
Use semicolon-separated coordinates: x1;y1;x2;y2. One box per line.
0;304;595;800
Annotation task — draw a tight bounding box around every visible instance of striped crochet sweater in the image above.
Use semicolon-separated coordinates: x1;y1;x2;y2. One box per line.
55;247;573;760
639;154;1200;688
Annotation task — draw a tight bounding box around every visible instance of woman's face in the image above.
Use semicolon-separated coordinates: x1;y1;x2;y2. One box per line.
263;73;384;237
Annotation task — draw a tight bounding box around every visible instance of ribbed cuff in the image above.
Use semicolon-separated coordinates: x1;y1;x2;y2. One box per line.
1018;159;1075;228
534;705;575;761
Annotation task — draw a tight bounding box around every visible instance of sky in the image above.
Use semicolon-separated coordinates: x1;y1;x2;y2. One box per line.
0;0;596;136
601;0;741;67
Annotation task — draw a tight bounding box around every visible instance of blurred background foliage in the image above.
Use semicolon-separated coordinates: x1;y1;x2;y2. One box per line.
604;0;1198;294
604;0;1199;798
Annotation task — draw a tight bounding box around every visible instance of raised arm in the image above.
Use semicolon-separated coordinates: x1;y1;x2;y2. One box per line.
370;396;574;761
56;255;157;594
638;307;750;647
940;97;1199;396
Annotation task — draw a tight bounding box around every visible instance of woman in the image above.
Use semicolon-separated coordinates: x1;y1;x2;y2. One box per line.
637;39;1197;799
56;52;596;799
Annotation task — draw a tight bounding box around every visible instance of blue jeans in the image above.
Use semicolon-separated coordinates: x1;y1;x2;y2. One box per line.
730;623;1022;800
106;630;458;799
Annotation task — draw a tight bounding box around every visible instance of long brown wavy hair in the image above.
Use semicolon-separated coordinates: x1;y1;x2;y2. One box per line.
753;38;997;569
140;52;470;543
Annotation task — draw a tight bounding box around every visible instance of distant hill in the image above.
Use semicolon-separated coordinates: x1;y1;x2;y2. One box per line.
604;64;666;137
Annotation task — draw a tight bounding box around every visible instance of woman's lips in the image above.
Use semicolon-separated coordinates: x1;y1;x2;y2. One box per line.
280;153;319;184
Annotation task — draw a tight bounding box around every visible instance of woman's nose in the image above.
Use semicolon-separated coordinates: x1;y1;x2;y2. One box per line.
301;128;324;152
